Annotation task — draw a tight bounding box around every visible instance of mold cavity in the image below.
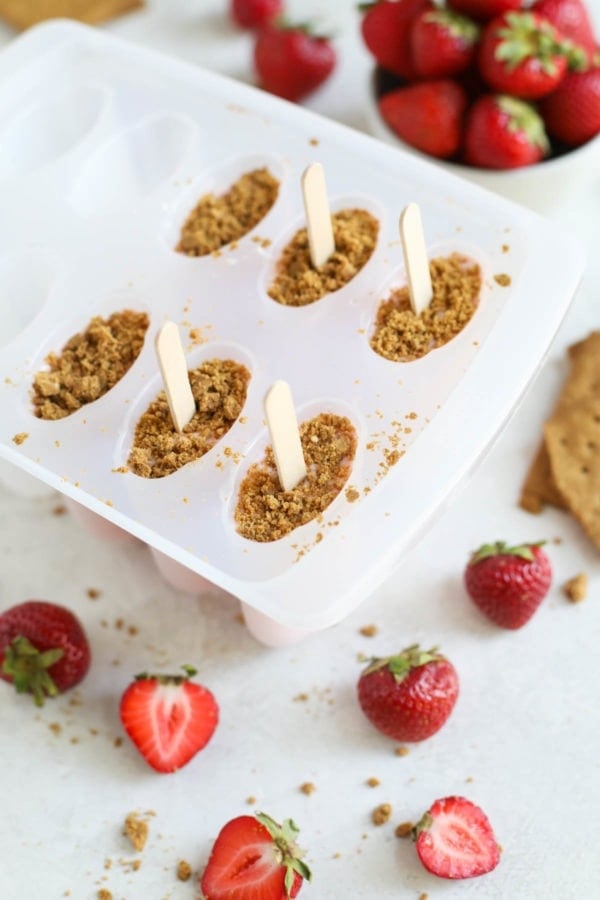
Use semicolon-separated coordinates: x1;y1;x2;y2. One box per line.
0;84;107;178
234;412;357;542
0;251;58;347
370;253;481;362
175;167;280;257
127;358;251;478
70;113;197;216
267;208;379;307
31;310;150;420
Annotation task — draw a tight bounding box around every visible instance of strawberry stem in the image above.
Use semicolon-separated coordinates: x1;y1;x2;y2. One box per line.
469;540;546;565
2;635;63;706
255;812;312;896
133;664;198;685
362;644;444;681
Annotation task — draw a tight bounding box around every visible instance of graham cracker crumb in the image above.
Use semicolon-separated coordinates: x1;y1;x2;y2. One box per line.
268;209;379;307
49;722;62;736
32;310;149;420
246;796;257;805
97;891;112;900
395;822;413;838
359;624;378;637
419;894;429;900
300;782;316;795
563;573;588;603
52;504;67;516
345;486;360;502
494;273;511;286
176;860;192;882
394;746;410;757
113;736;123;748
124;813;149;852
502;244;510;253
293;693;309;702
235;413;357;542
12;432;28;445
370;254;481;362
366;777;380;788
127;358;250;478
176;168;279;256
86;588;101;600
372;803;392;826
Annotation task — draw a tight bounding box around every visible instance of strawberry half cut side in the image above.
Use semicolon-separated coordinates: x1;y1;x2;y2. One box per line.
201;812;311;900
414;796;501;879
119;665;219;773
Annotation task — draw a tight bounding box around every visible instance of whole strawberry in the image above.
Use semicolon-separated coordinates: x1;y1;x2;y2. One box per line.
478;11;587;99
414;796;501;879
253;21;336;102
464;540;552;628
230;0;283;30
201;811;311;900
120;665;218;773
533;0;597;59
410;7;480;79
357;644;459;742
378;79;468;158
360;0;428;80
0;600;90;706
539;65;600;145
463;94;550;168
447;0;524;21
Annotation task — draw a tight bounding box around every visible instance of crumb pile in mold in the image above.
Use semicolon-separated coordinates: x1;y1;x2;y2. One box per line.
176;167;279;256
370;253;481;362
32;310;149;420
268;209;379;306
127;358;250;478
235;412;357;542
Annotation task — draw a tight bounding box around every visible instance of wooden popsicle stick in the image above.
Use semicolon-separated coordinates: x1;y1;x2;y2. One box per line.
399;203;433;315
301;162;335;269
155;321;196;433
264;380;307;492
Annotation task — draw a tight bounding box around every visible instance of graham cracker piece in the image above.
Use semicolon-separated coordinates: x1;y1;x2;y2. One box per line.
520;331;600;513
544;397;600;551
0;0;144;29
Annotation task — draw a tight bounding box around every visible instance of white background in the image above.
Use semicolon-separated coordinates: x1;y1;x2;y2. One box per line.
1;1;599;898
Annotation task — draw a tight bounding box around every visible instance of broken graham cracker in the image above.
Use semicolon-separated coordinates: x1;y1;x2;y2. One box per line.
0;0;143;29
520;332;600;513
544;397;600;551
123;813;149;852
563;572;588;603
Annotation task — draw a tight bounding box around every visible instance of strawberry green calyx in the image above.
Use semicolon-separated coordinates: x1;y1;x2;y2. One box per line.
469;539;546;565
496;96;550;152
255;812;312;896
134;664;197;685
411;810;433;840
496;12;584;74
362;644;444;681
424;9;480;43
2;635;64;706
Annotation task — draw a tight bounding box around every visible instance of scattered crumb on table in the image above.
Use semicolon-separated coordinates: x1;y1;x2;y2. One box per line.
176;860;192;882
372;803;392;826
394;746;410;757
124;813;148;852
395;822;413;838
563;573;588;603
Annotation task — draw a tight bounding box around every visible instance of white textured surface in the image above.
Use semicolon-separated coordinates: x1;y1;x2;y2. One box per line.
1;2;600;898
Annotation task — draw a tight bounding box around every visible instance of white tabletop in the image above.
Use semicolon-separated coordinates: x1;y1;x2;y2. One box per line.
1;2;599;898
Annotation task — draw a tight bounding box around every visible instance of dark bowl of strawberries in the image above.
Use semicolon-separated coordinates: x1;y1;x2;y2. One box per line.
361;0;600;212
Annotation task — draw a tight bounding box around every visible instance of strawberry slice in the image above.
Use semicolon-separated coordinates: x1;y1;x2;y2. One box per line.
119;665;218;773
201;812;311;900
414;796;501;879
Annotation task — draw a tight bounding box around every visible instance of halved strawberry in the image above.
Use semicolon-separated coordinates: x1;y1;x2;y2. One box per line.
414;796;501;879
119;665;218;773
201;812;311;900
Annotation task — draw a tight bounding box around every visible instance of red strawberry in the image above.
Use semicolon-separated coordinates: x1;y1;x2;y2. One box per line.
201;812;311;900
463;94;550;168
0;600;90;706
357;644;459;742
478;11;587;99
360;0;429;80
446;0;524;22
533;0;597;58
411;7;480;78
253;22;336;102
539;65;600;145
414;796;501;879
378;79;468;158
119;665;218;773
464;540;552;628
230;0;283;30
